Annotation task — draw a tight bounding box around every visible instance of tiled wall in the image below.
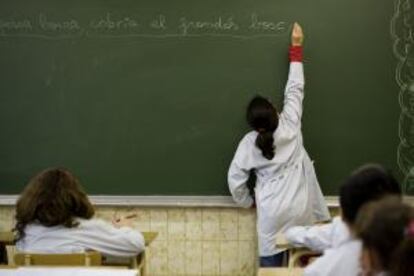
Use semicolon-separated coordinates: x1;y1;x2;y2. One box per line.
0;206;258;276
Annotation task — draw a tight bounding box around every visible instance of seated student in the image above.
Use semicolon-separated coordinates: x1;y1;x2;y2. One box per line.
286;164;401;276
14;167;145;257
356;196;414;276
285;164;401;253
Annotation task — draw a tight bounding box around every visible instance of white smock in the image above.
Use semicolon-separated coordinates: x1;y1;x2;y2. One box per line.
304;239;362;276
228;62;330;256
285;216;363;276
284;216;350;252
16;218;145;257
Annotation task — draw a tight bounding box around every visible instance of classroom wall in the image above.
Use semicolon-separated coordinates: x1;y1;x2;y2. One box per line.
0;206;258;276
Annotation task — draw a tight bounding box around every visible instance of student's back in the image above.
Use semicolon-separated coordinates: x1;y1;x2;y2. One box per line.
14;168;144;257
304;238;361;276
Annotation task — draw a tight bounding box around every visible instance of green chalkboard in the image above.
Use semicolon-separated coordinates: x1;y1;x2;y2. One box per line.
0;0;409;195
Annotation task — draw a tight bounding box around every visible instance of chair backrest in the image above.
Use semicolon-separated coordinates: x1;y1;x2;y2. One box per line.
102;251;145;276
6;246;16;266
0;232;14;245
14;251;102;266
0;232;15;266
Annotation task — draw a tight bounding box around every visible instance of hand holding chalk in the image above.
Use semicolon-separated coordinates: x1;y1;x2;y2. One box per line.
291;22;304;46
112;213;137;228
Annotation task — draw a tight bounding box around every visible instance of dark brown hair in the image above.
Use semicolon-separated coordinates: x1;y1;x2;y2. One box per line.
356;196;414;276
339;164;401;225
247;96;278;160
14;168;95;241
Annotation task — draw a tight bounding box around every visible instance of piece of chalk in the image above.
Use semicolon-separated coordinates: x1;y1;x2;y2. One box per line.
115;214;137;222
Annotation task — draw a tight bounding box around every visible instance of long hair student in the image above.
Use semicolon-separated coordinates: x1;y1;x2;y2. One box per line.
14;167;145;257
15;168;94;241
227;22;330;267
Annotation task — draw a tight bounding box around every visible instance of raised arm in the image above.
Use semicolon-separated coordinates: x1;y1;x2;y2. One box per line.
279;23;305;127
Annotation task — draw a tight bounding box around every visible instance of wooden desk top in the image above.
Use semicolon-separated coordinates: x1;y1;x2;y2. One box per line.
275;234;290;248
142;232;157;246
257;268;303;276
1;231;157;246
0;265;132;269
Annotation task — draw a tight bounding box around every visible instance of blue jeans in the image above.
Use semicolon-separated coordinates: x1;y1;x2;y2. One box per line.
260;251;287;267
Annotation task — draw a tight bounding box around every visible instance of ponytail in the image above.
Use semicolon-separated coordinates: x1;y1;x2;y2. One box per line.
246;96;278;160
256;130;275;160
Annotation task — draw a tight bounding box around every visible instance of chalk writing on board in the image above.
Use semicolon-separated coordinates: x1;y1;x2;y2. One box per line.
0;13;289;39
39;14;81;32
179;17;239;36
150;15;167;30
89;13;141;31
392;0;414;193
0;19;32;31
249;13;286;32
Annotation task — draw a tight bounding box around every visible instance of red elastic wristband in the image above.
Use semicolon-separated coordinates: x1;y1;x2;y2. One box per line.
289;46;303;62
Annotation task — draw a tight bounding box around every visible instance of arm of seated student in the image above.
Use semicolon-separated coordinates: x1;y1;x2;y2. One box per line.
78;218;145;257
279;22;305;128
228;139;254;208
284;222;335;252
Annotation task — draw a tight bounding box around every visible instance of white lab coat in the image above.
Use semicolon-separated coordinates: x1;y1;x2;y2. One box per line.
286;216;363;276
16;218;145;257
304;239;362;276
284;216;350;252
228;62;330;256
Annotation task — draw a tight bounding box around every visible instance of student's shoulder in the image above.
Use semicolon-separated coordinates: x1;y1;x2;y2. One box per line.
234;131;258;153
76;217;111;230
331;216;352;245
331;216;346;229
24;222;64;234
240;131;257;144
335;239;361;255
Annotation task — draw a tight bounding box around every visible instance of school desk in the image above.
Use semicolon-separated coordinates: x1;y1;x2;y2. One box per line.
258;268;304;276
0;230;157;276
0;266;139;276
275;234;318;268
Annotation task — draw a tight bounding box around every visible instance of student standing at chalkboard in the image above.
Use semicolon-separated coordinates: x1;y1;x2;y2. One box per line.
227;23;330;267
14;168;145;257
